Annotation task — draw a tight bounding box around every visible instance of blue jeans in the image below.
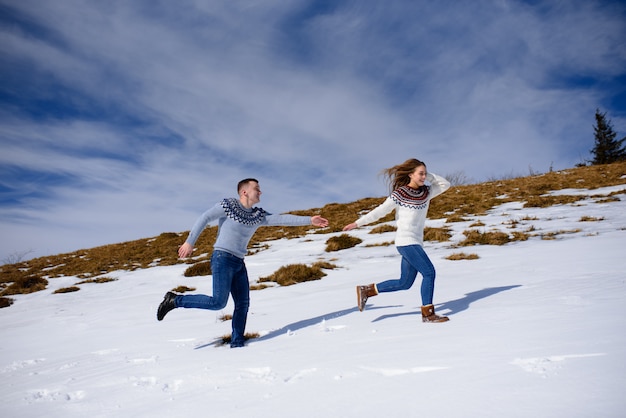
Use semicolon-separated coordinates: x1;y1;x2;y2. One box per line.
175;250;250;347
376;245;436;306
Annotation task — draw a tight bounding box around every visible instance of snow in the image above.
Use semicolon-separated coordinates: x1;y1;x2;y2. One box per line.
2;186;626;417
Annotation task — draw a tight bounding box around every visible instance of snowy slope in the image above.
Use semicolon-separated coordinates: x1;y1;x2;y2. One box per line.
1;185;625;418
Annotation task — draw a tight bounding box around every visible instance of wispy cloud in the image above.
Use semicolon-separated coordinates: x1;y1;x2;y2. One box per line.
1;0;625;261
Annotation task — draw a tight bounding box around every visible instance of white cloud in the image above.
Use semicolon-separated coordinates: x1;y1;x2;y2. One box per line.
1;0;625;261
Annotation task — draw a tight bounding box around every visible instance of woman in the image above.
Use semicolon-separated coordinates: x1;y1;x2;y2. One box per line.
343;158;450;322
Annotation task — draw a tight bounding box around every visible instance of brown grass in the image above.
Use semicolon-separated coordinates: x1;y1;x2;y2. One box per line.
458;230;511;246
53;286;80;294
325;234;363;252
364;241;394;247
218;332;261;346
258;263;328;286
184;261;212;277
446;252;480;260
0;296;14;308
172;286;196;293
369;224;397;234
424;227;452;242
1;276;48;296
76;277;118;284
579;216;604;222
539;229;582;240
250;283;271;291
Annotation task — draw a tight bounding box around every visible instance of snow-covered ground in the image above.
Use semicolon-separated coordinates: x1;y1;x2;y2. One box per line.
2;185;626;417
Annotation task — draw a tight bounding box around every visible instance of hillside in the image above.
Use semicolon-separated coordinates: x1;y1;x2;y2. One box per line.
1;162;625;417
2;162;625;306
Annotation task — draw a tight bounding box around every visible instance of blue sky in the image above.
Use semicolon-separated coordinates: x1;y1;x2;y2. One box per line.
1;0;625;262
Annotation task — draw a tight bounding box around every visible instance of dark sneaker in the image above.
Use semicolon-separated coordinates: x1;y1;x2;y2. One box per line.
157;292;178;321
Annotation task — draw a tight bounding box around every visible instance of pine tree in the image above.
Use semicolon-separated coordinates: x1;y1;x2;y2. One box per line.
590;109;626;165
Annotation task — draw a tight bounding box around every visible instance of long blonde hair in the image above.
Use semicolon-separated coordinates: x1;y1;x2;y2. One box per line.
381;158;426;193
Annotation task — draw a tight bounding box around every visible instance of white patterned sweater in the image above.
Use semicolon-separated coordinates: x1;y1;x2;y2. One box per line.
355;173;450;247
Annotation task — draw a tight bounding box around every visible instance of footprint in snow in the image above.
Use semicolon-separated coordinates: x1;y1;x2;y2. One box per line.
284;368;318;383
511;353;606;376
360;366;449;377
1;358;46;373
26;389;86;403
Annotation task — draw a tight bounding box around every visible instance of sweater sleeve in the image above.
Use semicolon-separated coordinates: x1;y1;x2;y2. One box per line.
185;203;226;246
355;197;396;227
427;172;450;199
264;213;312;227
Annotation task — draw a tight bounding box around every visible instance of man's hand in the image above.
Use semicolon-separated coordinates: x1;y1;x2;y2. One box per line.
178;242;194;259
311;215;329;228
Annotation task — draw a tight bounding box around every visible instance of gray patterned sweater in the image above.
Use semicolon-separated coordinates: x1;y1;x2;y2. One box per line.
185;198;312;258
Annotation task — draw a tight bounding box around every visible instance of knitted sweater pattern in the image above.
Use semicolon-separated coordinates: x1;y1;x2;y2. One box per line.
221;198;268;225
390;185;430;209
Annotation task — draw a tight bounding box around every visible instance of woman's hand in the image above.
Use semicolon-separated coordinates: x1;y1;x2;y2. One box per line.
342;222;357;231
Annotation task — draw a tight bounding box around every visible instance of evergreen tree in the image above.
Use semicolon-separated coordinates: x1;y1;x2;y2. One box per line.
590;109;626;165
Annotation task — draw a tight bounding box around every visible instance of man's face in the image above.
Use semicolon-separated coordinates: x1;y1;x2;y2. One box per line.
242;181;262;204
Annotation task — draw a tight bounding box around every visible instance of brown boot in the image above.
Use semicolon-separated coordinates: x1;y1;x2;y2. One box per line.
356;284;378;312
421;304;449;323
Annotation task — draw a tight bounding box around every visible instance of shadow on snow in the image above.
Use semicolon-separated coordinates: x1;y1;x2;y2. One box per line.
194;285;521;348
372;285;522;322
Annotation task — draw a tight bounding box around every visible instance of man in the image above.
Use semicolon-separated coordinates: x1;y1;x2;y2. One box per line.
157;178;329;348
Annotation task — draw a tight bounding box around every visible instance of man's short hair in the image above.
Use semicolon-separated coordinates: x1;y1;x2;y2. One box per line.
237;178;258;193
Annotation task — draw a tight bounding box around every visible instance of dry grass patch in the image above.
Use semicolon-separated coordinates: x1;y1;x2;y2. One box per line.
579;216;604;222
369;224;397;234
172;285;196;293
446;252;480;260
258;263;329;286
184;261;212;277
458;230;511;246
250;283;271;291
325;234;363;252
218;332;261;346
76;276;118;284
445;214;471;223
365;241;394;247
219;313;232;321
53;286;80;294
523;194;586;208
540;229;582;240
424;227;452;242
1;276;48;296
594;196;621;204
0;296;14;308
511;231;531;241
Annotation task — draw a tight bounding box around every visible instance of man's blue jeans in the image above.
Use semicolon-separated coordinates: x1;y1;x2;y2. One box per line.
176;250;250;347
376;245;436;306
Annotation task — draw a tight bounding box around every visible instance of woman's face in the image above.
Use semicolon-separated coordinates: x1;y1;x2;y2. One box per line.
408;165;427;187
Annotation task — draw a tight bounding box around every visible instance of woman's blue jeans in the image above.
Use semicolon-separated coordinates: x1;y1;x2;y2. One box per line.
376;245;436;306
175;250;250;347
